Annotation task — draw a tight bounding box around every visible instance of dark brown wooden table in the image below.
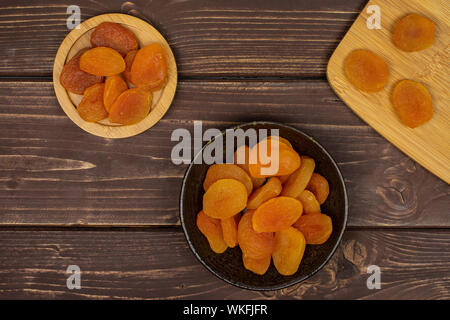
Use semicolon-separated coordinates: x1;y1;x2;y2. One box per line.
0;0;448;299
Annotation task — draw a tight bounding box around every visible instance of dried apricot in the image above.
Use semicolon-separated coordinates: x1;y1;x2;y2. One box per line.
203;179;247;219
272;227;306;276
344;49;389;93
77;83;108;122
248;138;301;178
392;79;433;128
242;254;271;275
306;173;330;205
103;75;128;112
298;190;321;214
293;213;332;245
59;50;103;95
91;22;138;56
267;136;293;149
252;196;303;232
130;43;168;91
123;49;138;84
221;215;239;248
237;210;274;259
278;174;290;184
247;177;282;210
80;47;125;77
203;164;253;196
393;14;435;52
196;210;228;254
234;145;266;188
281;156;315;198
108;88;152;125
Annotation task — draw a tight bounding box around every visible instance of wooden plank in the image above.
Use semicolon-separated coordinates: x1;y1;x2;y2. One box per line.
0;0;365;77
0;228;448;299
0;80;448;227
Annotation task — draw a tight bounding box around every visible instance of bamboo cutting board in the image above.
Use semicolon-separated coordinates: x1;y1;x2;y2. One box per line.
327;0;449;184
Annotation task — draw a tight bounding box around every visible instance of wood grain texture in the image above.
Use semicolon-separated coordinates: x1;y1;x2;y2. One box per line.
0;0;365;77
328;0;450;183
0;228;448;299
53;13;178;138
0;81;448;227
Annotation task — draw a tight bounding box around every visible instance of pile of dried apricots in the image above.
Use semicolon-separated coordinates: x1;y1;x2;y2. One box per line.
344;14;435;128
196;137;332;276
60;22;168;125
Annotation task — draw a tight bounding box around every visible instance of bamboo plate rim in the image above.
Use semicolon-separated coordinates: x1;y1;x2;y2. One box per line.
53;13;177;139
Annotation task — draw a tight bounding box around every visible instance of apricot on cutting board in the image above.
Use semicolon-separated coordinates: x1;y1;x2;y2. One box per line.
344;49;389;93
393;14;435;52
392;79;433;128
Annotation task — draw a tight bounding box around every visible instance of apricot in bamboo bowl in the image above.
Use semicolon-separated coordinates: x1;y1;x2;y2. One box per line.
53;13;177;138
180;122;348;290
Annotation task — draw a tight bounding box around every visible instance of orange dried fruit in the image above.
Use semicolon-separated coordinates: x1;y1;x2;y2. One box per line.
281;156;315;198
103;75;128;112
267;136;293;149
130;43;168;91
298;190;321;214
80;47;126;77
59;50;103;95
272;227;306;276
306;173;330;205
221;215;239;248
252;196;303;232
392;79;433;128
234;145;266;189
393;14;435;52
123;49;138;84
237;210;274;259
278;173;291;184
344;49;389;93
203;179;247;219
242;254;271;275
248;138;301;178
247;177;282;210
196;210;228;254
203;164;253;196
90;22;138;56
77;83;108;122
108;88;152;125
293;213;332;245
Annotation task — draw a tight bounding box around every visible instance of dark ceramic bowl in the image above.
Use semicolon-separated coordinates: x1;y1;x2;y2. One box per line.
180;121;348;290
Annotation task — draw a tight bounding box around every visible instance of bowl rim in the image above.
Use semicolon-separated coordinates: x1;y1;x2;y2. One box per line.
179;121;348;291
